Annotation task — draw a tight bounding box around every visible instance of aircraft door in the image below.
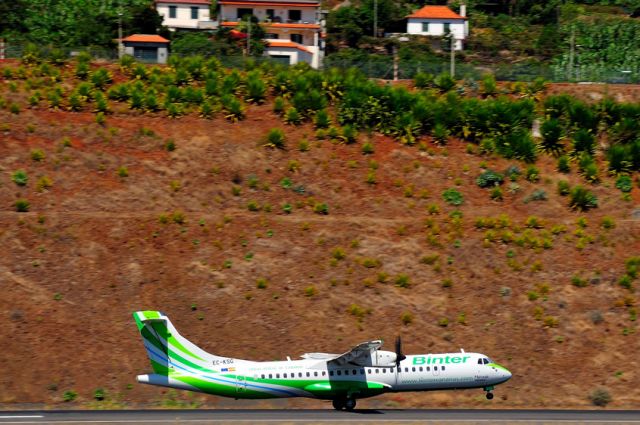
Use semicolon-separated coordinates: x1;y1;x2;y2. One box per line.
432;365;441;377
235;375;246;392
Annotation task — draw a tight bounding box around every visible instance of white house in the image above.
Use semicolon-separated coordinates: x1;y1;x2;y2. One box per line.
219;0;323;68
406;5;468;51
122;34;170;64
155;0;216;31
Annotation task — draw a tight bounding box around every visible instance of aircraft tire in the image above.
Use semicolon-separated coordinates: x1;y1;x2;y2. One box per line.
332;399;346;410
344;398;356;411
486;392;494;400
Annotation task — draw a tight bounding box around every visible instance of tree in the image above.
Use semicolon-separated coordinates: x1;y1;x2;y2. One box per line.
171;33;215;57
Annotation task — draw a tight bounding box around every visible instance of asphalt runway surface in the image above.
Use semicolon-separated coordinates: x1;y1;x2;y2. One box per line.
1;409;640;424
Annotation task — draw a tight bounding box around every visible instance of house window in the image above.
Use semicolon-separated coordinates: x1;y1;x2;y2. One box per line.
444;23;451;33
191;7;199;20
168;5;177;18
237;8;253;20
422;22;429;32
291;33;303;44
266;9;275;20
288;9;301;22
265;33;279;39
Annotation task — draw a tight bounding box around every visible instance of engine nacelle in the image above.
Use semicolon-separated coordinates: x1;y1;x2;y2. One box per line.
371;350;397;367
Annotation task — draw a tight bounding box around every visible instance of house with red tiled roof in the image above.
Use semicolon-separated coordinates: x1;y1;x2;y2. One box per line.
406;5;468;50
219;0;324;67
122;34;170;64
155;0;217;30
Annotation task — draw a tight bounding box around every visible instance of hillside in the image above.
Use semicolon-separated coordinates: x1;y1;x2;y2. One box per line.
0;57;639;409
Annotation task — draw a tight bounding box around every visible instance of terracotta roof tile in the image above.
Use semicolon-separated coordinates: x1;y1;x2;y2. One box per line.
266;40;311;53
122;34;170;43
155;0;210;4
407;6;466;20
220;1;318;7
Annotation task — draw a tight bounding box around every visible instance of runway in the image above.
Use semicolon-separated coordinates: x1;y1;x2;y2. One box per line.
0;409;639;424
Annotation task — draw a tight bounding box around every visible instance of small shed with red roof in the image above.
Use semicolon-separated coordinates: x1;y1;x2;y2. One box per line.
406;5;468;50
122;34;170;64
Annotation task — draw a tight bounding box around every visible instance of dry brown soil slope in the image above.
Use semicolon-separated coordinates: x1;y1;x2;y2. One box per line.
0;73;639;409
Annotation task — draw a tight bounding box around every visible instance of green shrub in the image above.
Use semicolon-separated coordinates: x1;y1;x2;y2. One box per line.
15;199;30;212
476;170;504;188
524;189;547;203
245;74;267;104
569;186;598;211
93;388;105;401
314;109;331;129
495;129;537;163
395;274;410;288
117;166;128;178
263;128;286;149
11;170;28;186
361;141;374;155
273;96;285;115
340;124;358;144
400;311;414;325
578;154;599;183
490;187;503;201
442;188;463;206
557;180;571;196
247;201;260;211
571;275;588;287
480;74;497;97
222;96;245;122
601;216;615;229
414;72;434;89
434;72;456;93
283;106;301;125
256;278;268;289
63;390;77;402
36;176;53;192
607;144;630;174
589;388;612;407
90;68;112;89
30;149;45;162
304;286;317;297
540;118;564;155
525;165;540;182
572;129;595;155
313;202;329;215
432;123;449;145
615;175;633;193
332;247;346;260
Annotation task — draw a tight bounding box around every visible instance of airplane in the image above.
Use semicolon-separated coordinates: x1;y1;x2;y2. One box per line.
133;310;512;410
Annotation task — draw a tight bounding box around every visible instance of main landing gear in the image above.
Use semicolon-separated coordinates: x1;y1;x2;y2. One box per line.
484;386;495;400
332;398;356;411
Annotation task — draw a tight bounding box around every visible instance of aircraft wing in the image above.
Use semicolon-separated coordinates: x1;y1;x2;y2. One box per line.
310;340;383;366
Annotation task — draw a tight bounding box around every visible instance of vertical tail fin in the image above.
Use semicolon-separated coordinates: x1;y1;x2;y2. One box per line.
133;310;221;376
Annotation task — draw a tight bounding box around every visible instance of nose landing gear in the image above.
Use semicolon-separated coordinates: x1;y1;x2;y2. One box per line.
484;385;495;400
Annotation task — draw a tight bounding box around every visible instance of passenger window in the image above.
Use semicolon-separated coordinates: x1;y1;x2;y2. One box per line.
306;372;310;377
269;374;272;379
298;372;302;377
261;374;265;379
360;369;365;374
368;369;372;374
276;374;280;378
382;368;386;374
337;370;342;376
352;370;357;375
442;366;446;371
375;369;379;374
322;371;326;376
405;367;409;372
412;367;416;372
314;372;318;377
419;367;423;372
390;368;394;373
283;373;287;378
434;366;438;371
427;367;430;371
329;371;334;376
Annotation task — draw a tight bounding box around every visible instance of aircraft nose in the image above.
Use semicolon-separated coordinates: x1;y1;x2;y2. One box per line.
504;368;512;380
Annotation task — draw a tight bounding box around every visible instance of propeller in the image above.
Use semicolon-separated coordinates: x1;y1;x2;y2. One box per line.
395;336;406;368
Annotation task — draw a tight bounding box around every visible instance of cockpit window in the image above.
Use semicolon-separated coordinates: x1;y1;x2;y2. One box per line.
477;358;482;365
483;358;490;364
